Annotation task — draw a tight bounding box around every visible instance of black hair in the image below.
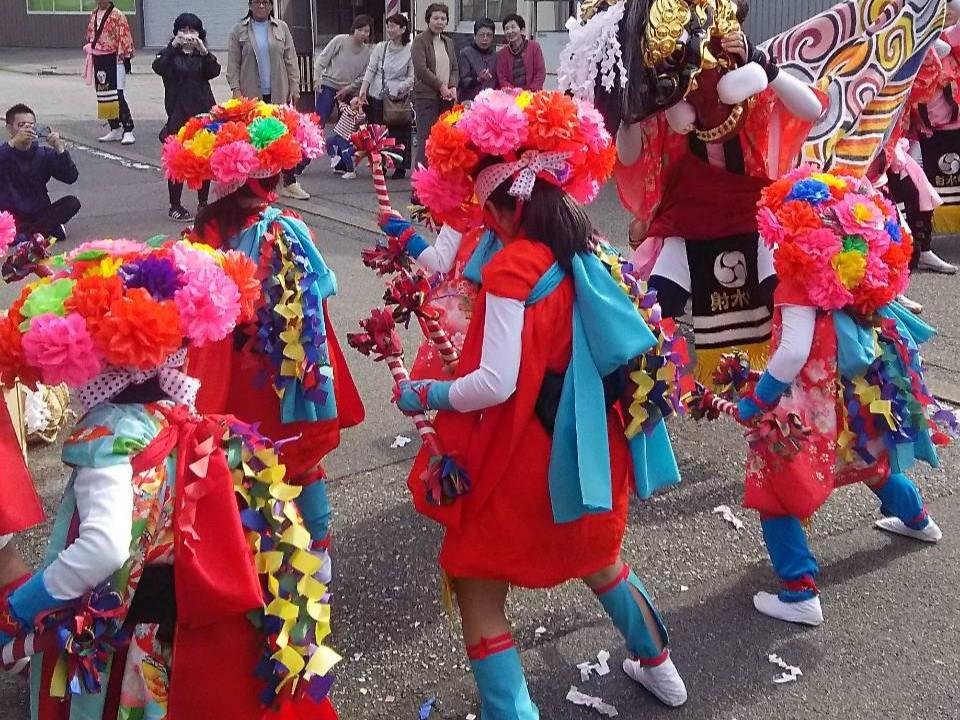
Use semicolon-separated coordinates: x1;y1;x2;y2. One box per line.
245;0;273;19
474;18;495;35
501;13;525;30
385;14;411;45
479;157;593;273
173;13;206;41
736;0;750;24
111;377;170;405
194;175;281;242
351;14;374;32
424;2;449;23
5;103;34;125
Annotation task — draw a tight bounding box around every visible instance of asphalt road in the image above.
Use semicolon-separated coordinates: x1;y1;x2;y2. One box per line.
0;66;959;720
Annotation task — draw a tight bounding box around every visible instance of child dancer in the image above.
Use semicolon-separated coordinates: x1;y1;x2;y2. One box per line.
0;238;338;719
392;90;688;716
737;167;950;626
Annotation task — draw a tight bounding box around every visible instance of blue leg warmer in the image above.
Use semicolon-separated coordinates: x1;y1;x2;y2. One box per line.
468;639;539;720
871;473;928;529
295;480;332;543
761;516;819;602
594;568;668;662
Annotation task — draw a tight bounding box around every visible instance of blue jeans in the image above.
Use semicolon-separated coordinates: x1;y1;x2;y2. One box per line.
327;134;355;172
315;85;338;126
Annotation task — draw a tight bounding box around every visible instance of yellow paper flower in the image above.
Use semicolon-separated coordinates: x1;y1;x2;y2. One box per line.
832;250;866;289
84;256;124;279
180;239;224;264
852;201;876;224
222;98;243;110
255;101;277;117
811;172;847;190
443;109;463;125
515;90;534;109
184;129;217;158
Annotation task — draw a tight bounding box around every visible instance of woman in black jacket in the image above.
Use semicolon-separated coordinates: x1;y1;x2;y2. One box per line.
153;13;220;221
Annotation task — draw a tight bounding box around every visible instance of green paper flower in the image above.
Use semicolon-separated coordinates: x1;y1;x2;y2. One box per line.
248;117;289;150
18;278;76;330
842;235;868;255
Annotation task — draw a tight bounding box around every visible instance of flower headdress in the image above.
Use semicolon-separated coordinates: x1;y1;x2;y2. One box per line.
161;98;325;200
0;238;259;409
411;89;616;231
757;167;912;314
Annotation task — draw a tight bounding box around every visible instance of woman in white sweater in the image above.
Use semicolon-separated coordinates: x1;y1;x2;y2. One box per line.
356;14;415;178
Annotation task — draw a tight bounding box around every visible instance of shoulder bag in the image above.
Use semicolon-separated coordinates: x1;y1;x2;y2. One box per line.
380;43;412;126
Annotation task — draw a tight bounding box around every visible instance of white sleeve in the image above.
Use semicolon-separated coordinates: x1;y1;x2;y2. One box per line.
766;305;817;384
0;534;12;551
42;464;134;601
448;293;524;412
651;236;691;291
414;224;463;274
770;70;824;121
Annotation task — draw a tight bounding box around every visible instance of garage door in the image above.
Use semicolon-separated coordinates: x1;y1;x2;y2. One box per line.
144;0;245;50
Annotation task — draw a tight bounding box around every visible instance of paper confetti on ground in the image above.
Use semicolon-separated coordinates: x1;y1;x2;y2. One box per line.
566;686;618;717
419;697;436;719
391;434;413;448
535;626;547;638
768;653;802;684
712;504;746;531
577;650;611;681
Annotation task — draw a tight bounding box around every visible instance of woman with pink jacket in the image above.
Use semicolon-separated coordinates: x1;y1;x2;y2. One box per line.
495;14;545;91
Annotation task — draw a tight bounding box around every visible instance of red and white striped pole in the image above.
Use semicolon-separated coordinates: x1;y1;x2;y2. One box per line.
418;315;460;369
1;633;36;677
384;356;443;455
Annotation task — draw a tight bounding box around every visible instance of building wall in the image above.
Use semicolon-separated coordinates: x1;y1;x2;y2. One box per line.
743;0;839;42
0;0;144;48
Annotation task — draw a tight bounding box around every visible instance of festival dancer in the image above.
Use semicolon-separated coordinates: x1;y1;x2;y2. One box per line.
162;98;364;567
560;0;826;378
730;168;950;627
0;238;338;719
393;89;688;716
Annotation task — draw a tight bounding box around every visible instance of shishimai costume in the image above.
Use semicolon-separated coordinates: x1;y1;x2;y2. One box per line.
737;168;954;626
163;97;364;583
559;0;827;379
0;239;339;719
393;89;691;717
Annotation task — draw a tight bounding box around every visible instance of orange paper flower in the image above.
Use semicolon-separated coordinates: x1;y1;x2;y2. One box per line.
65;274;124;334
425;121;478;176
760;178;793;210
94;289;183;369
221;250;261;321
776;200;823;235
258;132;302;174
213;121;252;147
524;91;579;151
0;315;39;389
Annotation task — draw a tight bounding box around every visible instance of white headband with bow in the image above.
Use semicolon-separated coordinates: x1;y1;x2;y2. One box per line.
474;149;572;207
75;347;201;411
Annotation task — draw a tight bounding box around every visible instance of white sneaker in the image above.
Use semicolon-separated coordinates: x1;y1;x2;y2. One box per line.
875;516;942;543
120;131;135;145
280;181;310;200
622;654;687;708
918;250;958;274
98;128;123;142
753;591;824;626
341;171;357;180
896;294;923;314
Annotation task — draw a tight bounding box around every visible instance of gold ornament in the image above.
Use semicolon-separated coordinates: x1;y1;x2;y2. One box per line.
643;0;742;69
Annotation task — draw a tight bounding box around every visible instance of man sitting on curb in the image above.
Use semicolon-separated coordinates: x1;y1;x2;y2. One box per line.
0;104;80;243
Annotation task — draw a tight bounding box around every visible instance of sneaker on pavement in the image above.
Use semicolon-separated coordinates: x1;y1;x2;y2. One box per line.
120;131;136;145
753;591;824;626
98;128;123;142
168;206;193;223
622;655;687;707
341;171;357;180
896;294;923;314
280;181;310;200
875;516;942;543
918;250;957;274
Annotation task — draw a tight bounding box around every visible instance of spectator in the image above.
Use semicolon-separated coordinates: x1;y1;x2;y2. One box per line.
459;18;498;102
357;14;414;179
153;13;220;222
496;13;546;91
0;104;80;243
227;0;308;199
84;0;136;145
314;15;373;126
411;3;458;175
327;97;363;179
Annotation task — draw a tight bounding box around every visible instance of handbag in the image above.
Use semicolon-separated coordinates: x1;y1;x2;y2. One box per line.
379;43;412;126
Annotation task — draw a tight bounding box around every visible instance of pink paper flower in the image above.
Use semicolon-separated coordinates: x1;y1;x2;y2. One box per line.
575;100;610;152
295;117;326;159
411;166;472;214
209;141;261;186
564;173;600;205
757;207;786;248
805;265;853;310
457;93;528;156
21;312;103;386
70;239;147;257
0;211;16;255
174;265;241;344
834;194;884;235
172;241;217;274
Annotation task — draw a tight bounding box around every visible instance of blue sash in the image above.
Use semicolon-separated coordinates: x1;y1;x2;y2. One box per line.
463;230;503;284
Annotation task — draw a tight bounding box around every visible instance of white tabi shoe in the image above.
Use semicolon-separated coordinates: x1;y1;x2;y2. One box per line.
98;128;123;142
896;294;923;314
875;516;942;543
120;131;136;145
918;250;958;274
280;181;310;200
753;591;824;626
622;654;688;707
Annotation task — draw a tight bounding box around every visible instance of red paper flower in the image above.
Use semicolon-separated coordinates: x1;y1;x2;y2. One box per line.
776;200;822;235
0;315;39;389
65;275;124;334
258;133;302;174
213;121;251;147
760;178;793;211
94;289;183;369
524;91;579;152
179;116;206;142
221;250;261;321
425;121;478;176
